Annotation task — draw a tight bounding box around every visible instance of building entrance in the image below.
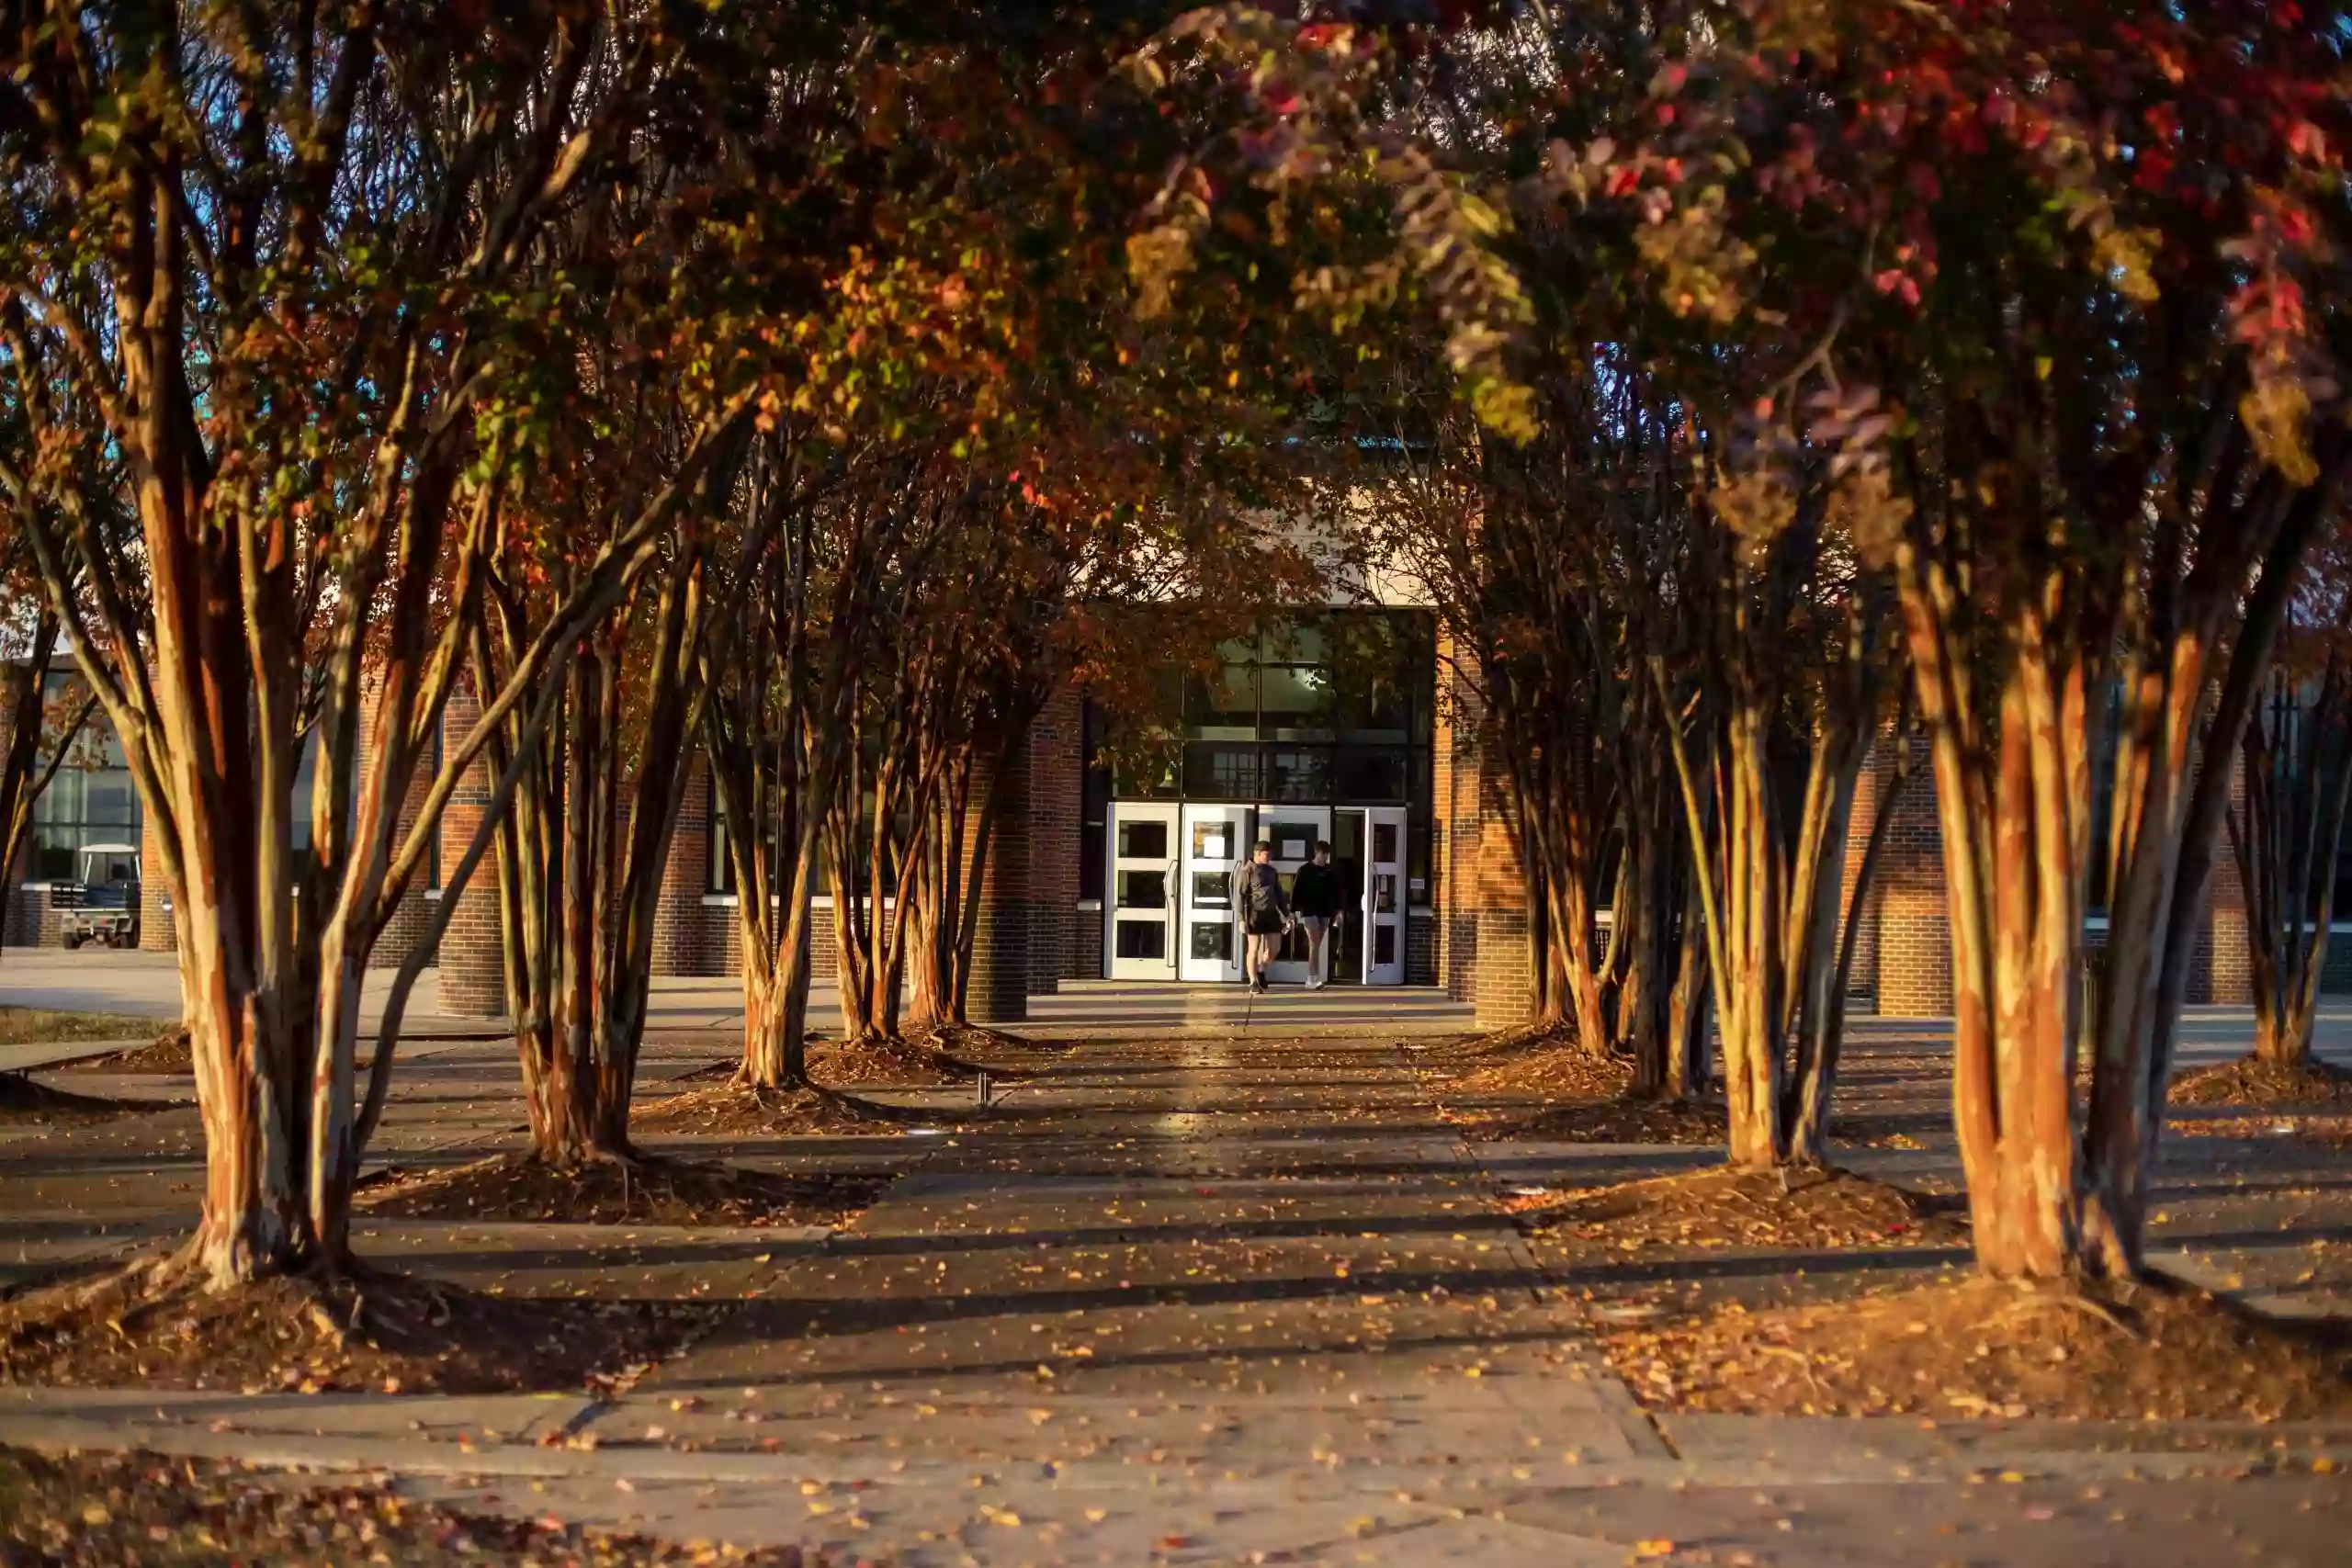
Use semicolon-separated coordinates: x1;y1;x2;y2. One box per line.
1102;799;1406;986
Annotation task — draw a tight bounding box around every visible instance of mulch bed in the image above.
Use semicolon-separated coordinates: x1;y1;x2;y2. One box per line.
1428;1036;1734;1144
0;1072;176;1126
673;1030;996;1090
809;1033;968;1089
633;1082;918;1137
1444;1042;1633;1100
356;1154;888;1228
2172;1054;2352;1107
1514;1165;1968;1255
0;1265;716;1396
2168;1056;2352;1147
0;1445;820;1566
1600;1272;2352;1421
61;1029;193;1076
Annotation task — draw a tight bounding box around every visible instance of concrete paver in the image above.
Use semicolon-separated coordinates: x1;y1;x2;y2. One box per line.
0;998;2349;1562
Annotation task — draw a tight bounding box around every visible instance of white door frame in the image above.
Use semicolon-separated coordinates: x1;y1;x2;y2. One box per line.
1104;801;1180;979
1254;805;1332;987
1178;804;1253;982
1361;804;1408;986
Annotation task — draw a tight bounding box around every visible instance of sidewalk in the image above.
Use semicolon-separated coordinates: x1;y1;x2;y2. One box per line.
2;1036;2347;1563
0;949;1481;1044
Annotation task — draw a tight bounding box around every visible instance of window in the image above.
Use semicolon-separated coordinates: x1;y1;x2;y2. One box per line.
1184;742;1261;800
708;804;737;895
1094;610;1438;907
1116;818;1169;859
1115;868;1168;909
1265;746;1331;802
28;703;139;885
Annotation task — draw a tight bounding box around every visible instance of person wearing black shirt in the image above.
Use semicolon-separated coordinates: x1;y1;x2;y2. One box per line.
1290;840;1341;990
1232;840;1293;994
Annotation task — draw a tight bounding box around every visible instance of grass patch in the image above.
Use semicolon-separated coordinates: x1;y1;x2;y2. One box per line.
0;1007;160;1046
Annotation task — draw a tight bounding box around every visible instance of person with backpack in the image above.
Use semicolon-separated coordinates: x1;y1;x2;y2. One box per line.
1233;839;1293;995
1289;840;1341;989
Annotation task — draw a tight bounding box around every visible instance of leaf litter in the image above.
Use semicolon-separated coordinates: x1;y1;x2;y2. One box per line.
58;1027;196;1075
0;1444;831;1566
1517;1165;1969;1255
1601;1273;2352;1421
0;1264;718;1395
632;1082;918;1137
356;1154;889;1228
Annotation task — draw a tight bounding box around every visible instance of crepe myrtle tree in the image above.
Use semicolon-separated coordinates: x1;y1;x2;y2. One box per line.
1586;2;2352;1274
696;6;1347;1089
0;4;763;1284
2225;525;2352;1081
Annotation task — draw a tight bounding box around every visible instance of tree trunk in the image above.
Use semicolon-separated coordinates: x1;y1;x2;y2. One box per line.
1664;896;1711;1099
2233;659;2352;1075
1788;742;1907;1161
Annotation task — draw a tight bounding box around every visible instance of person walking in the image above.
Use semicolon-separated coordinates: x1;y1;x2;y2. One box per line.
1233;839;1292;995
1289;840;1340;989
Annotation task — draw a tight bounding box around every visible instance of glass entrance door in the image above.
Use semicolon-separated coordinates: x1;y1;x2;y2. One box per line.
1178;804;1252;982
1362;805;1408;985
1255;806;1331;986
1104;802;1179;979
1331;810;1367;984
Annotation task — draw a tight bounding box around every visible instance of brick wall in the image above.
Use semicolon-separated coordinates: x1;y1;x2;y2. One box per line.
435;686;506;1018
1432;630;1478;1004
1846;728;2258;1014
1407;908;1437;986
1869;730;1954;1017
1431;633;1536;1029
366;688;437;971
1023;687;1083;998
138;809;175;953
965;739;1030;1024
1836;751;1882;1009
5;883;58;947
2187;751;2253;1005
1072;903;1105;980
651;762;729;977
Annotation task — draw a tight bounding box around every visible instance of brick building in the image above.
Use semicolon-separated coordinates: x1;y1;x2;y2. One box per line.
6;643;2286;1026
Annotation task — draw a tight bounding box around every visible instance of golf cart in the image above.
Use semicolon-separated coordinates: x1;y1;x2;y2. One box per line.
54;842;140;950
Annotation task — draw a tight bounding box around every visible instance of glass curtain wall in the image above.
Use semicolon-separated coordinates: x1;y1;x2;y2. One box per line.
1080;609;1437;901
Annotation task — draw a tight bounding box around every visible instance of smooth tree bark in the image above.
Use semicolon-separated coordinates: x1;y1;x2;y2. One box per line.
0;9;756;1282
2229;651;2352;1074
1648;423;1901;1171
1879;399;2342;1278
702;443;935;1089
476;538;713;1164
1383;413;1618;1046
1541;0;2352;1277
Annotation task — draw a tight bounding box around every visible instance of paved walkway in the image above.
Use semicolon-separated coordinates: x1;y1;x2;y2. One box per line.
0;950;1479;1055
3;1036;2349;1563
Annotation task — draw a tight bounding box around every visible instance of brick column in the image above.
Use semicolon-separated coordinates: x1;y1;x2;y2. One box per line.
651;760;721;977
434;686;506;1018
1835;741;1883;1014
1432;631;1476;1003
1432;634;1534;1028
1872;729;1952;1017
367;689;436;971
1023;686;1083;998
2188;750;2253;1005
966;739;1031;1025
138;808;175;953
